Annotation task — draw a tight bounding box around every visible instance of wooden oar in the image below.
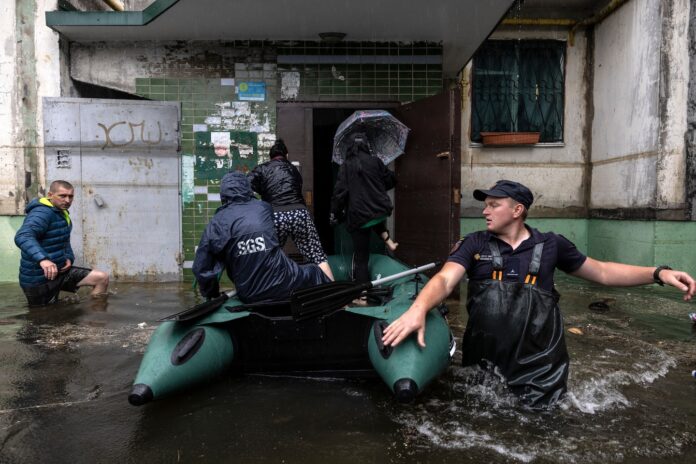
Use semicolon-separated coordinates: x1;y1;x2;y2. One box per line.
158;290;237;322
290;262;437;321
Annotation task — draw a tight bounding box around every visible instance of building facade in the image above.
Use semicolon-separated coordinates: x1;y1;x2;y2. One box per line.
0;0;694;282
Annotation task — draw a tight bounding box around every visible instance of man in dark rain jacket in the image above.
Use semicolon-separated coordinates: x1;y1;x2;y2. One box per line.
192;171;331;303
382;180;696;409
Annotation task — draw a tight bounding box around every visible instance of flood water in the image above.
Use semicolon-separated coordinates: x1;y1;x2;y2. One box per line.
1;277;696;463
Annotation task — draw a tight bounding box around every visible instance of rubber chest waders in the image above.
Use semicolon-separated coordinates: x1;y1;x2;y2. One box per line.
462;238;570;408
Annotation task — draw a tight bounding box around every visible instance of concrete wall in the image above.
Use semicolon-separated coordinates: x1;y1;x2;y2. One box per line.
460;28;591;218
0;1;64;282
70;42;277;95
0;0;61;216
0;1;21;215
461;217;589;253
591;0;689;218
684;0;696;219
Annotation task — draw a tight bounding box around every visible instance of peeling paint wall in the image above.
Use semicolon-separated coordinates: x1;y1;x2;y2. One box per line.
0;0;64;282
460;28;590;218
685;0;696;220
591;0;689;218
71;41;277;95
0;0;61;216
0;1;21;215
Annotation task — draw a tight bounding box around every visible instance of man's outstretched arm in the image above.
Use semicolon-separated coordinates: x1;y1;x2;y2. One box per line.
571;257;696;301
382;262;466;348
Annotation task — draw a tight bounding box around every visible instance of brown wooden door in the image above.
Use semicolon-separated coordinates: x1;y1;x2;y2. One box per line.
393;87;462;270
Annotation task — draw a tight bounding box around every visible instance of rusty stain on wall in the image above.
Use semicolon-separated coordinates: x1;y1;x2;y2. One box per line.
128;157;154;169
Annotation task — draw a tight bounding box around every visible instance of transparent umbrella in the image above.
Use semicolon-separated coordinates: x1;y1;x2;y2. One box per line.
332;110;410;165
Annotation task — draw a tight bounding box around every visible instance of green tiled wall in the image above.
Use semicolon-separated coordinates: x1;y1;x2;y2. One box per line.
283;63;443;102
588;219;696;276
278;41;443;102
136;77;275;280
133;41;443;280
0;217;23;282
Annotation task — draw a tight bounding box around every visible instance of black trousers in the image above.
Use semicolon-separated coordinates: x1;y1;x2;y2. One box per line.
349;221;387;283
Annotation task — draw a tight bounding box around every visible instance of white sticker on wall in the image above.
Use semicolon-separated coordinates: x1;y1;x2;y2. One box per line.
281;72;300;100
211;132;231;157
181;154;195;204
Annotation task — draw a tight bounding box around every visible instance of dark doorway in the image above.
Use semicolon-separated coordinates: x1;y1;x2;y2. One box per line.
280;100;467;266
312;108;356;255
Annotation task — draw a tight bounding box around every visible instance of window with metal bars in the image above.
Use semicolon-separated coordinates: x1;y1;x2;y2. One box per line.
471;40;566;143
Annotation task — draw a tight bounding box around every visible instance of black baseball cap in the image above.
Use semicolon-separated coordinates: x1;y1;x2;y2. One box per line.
473;180;534;210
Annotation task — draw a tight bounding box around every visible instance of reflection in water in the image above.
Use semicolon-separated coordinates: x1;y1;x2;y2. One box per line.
0;279;696;463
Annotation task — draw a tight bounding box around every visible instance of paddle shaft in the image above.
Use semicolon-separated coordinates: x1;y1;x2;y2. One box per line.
291;262;438;321
370;262;437;287
198;290;236;312
158;290;237;322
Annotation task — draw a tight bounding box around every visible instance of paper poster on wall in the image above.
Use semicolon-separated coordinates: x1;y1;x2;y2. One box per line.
181;154;195;204
211;131;231;156
194;131;259;181
237;82;266;101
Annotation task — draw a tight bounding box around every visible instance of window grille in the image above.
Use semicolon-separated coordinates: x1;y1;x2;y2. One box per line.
471;40;565;143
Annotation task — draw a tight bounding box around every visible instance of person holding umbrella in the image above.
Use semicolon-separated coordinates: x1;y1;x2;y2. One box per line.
330;133;399;294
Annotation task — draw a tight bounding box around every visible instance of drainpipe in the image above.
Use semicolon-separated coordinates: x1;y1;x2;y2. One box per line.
501;0;632;45
103;0;125;11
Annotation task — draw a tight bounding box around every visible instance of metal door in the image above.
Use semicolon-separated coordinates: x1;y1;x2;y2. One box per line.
43;98;181;281
393;88;462;269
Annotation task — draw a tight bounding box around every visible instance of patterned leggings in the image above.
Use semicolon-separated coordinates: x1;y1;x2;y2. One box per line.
273;208;328;264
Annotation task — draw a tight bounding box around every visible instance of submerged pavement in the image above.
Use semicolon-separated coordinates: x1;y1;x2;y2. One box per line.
1;278;696;463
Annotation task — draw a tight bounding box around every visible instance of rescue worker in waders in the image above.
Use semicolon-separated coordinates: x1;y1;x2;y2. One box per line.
382;180;696;409
192;171;331;304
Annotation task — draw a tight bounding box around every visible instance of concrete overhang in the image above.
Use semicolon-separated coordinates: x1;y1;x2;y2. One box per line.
46;0;517;77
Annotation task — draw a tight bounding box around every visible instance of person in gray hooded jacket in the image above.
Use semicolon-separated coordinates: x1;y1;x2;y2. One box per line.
192;171;331;303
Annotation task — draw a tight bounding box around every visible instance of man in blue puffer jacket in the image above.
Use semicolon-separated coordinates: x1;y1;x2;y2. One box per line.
192;171;331;303
14;180;109;305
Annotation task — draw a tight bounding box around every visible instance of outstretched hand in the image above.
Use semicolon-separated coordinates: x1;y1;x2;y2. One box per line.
382;308;428;348
661;270;696;301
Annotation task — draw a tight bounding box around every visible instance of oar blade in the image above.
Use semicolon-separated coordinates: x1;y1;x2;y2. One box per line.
291;281;369;321
291;280;356;300
157;291;233;322
290;263;437;322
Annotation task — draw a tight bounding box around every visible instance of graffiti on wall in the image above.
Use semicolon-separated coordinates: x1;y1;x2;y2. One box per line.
97;120;163;149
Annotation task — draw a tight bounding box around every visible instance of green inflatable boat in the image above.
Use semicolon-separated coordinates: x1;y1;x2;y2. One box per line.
128;254;455;406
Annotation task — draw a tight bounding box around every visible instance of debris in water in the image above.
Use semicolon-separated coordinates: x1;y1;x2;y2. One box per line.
688;312;696;323
568;327;584;335
138;322;147;329
588;298;614;312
